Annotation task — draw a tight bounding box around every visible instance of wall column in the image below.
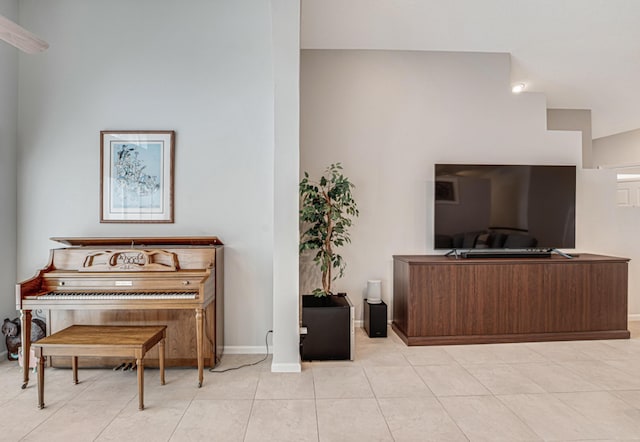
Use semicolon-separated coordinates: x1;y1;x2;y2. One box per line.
271;0;301;372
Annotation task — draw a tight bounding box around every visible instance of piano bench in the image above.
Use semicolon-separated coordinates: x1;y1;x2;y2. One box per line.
32;325;167;410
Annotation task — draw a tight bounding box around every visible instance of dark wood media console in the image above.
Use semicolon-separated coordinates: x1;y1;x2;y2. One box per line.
392;254;630;345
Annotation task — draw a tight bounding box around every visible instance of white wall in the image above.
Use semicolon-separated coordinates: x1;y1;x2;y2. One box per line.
0;0;19;354
16;0;280;352
300;49;622;320
593;128;640;168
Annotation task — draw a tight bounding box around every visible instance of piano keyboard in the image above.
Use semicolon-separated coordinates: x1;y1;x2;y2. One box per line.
39;291;197;300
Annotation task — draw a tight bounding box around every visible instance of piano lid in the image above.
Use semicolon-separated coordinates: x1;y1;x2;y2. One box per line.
50;236;223;247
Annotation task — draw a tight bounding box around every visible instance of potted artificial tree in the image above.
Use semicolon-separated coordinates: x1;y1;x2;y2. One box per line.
299;163;359;360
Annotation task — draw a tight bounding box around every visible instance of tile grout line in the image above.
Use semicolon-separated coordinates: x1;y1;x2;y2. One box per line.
240;364;261;442
361;361;397;441
310;366;320;442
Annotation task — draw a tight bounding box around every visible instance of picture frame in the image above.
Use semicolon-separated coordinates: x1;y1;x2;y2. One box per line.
100;130;175;223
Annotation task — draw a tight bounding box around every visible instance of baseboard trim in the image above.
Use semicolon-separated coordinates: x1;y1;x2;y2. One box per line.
392;323;630;346
223;346;272;355
629;314;640;321
271;362;301;373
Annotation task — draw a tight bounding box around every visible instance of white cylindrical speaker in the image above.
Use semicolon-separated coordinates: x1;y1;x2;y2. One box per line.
366;279;382;304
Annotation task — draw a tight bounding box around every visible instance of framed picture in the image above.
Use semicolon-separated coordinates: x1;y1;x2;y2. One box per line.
435;177;459;204
100;130;175;223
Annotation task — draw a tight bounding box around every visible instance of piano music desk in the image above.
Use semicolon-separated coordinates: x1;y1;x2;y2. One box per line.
32;325;166;410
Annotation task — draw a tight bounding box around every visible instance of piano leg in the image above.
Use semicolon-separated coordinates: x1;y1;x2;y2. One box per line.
20;309;32;389
36;346;45;409
196;308;204;388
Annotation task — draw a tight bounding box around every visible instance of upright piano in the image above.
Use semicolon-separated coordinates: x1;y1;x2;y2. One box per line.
16;236;223;388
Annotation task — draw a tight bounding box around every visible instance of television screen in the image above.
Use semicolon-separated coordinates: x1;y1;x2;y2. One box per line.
434;164;576;250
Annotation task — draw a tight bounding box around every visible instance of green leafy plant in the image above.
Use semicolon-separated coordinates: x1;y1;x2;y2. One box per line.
300;163;359;297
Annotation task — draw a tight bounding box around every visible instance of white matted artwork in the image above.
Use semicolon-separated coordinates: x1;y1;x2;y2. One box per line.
100;130;175;223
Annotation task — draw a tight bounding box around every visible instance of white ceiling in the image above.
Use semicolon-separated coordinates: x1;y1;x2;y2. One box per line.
301;0;640;139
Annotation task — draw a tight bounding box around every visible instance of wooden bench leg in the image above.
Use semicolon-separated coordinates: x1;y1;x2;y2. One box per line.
72;356;79;384
137;358;144;410
159;338;165;386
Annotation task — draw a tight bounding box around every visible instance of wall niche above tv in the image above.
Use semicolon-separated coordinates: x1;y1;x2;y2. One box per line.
434;164;576;250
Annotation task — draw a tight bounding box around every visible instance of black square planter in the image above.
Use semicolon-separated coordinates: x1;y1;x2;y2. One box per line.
300;294;353;361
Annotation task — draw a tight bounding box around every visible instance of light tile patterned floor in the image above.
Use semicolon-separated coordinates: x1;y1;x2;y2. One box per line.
1;322;639;441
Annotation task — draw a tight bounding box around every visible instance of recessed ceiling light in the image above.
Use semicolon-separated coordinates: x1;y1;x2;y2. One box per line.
512;83;525;94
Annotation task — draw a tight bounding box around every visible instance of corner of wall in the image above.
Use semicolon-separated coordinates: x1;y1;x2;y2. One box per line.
0;0;19;330
547;108;593;168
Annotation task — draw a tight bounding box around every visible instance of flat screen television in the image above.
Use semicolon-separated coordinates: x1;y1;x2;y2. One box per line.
434;164;576;250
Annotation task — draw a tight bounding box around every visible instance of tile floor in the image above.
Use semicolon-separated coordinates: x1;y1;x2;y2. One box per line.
0;322;639;441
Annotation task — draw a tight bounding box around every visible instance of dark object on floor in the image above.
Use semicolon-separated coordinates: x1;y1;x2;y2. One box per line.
364;299;388;338
2;317;46;361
